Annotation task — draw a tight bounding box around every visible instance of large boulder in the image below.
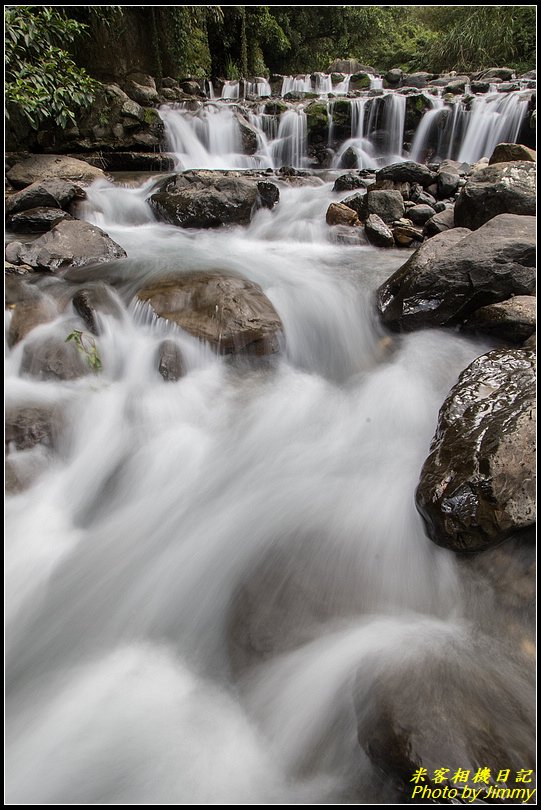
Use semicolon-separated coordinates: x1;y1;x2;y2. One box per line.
363;189;405;224
149;172;279;229
400;72;433;88
377;214;535;331
376;161;436;188
305;102;329;143
136;272;283;356
416;347;536;552
333;173;368;193
326;59;375;75
6;155;105;189
14;220;127;272
123;73;160;106
454;161;536;229
7;207;73;233
489;143;536;164
462;295;536;344
5;179;84;215
472;67;515;81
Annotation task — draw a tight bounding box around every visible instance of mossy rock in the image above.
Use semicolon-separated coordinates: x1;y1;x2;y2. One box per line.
305;102;329;143
330;99;351;140
405;94;432;131
264;100;287;116
349;73;371;90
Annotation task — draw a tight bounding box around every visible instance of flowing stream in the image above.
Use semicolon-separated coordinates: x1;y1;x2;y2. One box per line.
5;171;535;802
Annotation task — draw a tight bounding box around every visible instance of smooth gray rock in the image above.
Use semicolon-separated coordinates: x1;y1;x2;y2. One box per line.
15;220;127;272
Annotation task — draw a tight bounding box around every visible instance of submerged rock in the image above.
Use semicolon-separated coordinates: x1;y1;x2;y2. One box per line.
454;161;536;229
21;334;92;380
157;339;185;382
416;347;536;552
15;220;127;273
136;272;283;356
377;214;535;331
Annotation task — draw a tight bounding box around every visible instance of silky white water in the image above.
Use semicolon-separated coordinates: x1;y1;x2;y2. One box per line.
5;175;535;803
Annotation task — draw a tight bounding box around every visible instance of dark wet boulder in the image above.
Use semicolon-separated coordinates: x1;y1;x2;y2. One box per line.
407;204;435;225
305;102;329;143
462;295;536;344
489;143;536;164
416;347;536;552
454;161;536;229
149;172;279;229
338;147;360;170
377;214;535;331
7;207;74;233
157;339;185;381
6;155;105;189
341;193;365;217
15;220;127;273
423;208;455;237
385;68;403;86
72;284;124;335
136;272;283;356
400;72;433;88
333;173;368;193
234;113;260;155
365;214;394;248
392;223;423;247
5;178;84;215
376;161;436;188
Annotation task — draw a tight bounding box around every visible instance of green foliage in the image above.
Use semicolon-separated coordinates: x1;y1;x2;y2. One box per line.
5;6;100;130
65;330;102;373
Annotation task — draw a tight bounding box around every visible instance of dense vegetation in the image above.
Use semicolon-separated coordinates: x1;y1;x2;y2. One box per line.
5;5;536;132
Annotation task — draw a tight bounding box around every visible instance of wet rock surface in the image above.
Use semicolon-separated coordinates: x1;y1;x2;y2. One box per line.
136;272;283;356
149;172;280;229
157;339;185;382
7;207;74;233
377;215;535;331
462;295;536;344
21;334;92;380
365;214;394;248
416;347;536;552
14;220;127;273
6;155;105;189
326;202;360;227
5;178;84;215
454;161;536;229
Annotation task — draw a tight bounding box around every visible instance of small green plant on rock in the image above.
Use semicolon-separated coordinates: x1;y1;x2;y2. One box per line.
65;330;102;372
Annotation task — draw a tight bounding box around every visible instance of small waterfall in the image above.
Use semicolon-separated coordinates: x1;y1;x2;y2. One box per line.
314;73;333;96
332;98;375;169
327;100;335;146
369;76;383;90
206;80;216;100
381;93;406;157
246;78;272;98
221;80;240;100
281;75;312;95
457;91;530;162
332;75;351;95
270;109;307;167
409;96;445;162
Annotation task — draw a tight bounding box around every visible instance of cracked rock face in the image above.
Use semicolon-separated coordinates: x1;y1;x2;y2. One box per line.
454;160;536;230
416;347;536;552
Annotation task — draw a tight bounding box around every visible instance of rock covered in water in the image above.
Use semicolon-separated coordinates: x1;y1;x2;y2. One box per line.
416;347;536;552
377;214;535;331
6;155;105;189
21;334;93;380
136;272;283;356
157;339;185;381
72;284;124;335
149;172;280;229
462;295;536;344
454;161;536;229
5;405;62;452
6;276;58;346
14;220;127;272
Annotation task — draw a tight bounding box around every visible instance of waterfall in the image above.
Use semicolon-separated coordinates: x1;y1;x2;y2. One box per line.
281;75;312;95
332;98;376;169
332;75;351;95
314;73;333;96
246;78;272;98
221;80;240;100
369;76;383;90
457;91;530;162
206;80;216;100
409;96;445;162
380;93;406;158
270;109;307;167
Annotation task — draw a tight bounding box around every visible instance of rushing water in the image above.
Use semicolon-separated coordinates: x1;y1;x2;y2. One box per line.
5;172;535;803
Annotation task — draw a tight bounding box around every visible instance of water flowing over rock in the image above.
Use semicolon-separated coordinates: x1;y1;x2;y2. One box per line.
21;334;92;380
157;339;185;381
454;161;536;229
7;155;105;189
136;273;283;356
72;285;124;335
377;214;535;331
416;347;536;552
149;172;279;228
14;220;127;273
